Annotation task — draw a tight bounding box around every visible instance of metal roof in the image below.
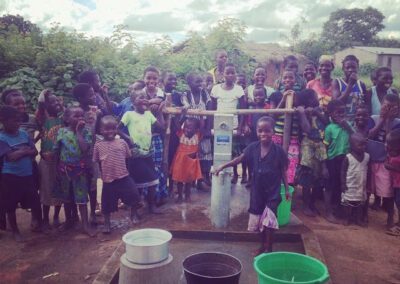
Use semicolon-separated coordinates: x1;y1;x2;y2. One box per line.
353;46;400;55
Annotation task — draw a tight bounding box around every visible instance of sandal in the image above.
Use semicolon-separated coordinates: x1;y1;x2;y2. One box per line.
386;226;400;236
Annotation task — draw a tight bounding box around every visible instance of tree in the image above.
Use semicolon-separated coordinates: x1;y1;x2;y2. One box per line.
321;7;385;51
0;14;41;35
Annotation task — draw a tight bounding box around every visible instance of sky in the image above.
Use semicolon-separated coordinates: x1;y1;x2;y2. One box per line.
1;0;399;45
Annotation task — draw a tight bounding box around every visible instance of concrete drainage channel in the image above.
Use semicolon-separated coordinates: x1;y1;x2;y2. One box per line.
93;223;331;284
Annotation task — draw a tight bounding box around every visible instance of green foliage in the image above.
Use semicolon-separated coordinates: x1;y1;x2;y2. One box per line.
359;63;378;77
0;67;43;111
321;7;385;51
0;15;253;111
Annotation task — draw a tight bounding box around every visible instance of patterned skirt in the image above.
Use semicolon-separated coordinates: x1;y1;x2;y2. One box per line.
272;134;299;184
143;134;168;200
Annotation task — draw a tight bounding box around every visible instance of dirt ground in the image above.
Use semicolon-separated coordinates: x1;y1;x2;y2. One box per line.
0;183;399;284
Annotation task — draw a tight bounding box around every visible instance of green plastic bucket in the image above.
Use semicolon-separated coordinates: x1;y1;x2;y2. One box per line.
254;252;329;284
277;185;294;227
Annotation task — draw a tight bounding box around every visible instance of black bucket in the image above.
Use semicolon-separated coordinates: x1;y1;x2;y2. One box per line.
183;252;242;284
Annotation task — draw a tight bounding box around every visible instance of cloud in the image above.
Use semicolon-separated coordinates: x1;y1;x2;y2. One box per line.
0;0;398;44
123;12;187;33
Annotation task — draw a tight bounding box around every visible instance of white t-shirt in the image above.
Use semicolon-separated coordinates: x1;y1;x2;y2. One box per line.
211;84;244;128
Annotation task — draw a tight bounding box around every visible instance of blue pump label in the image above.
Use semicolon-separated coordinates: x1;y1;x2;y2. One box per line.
216;135;230;145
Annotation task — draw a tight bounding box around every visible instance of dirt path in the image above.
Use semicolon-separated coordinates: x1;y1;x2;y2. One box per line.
294;195;400;284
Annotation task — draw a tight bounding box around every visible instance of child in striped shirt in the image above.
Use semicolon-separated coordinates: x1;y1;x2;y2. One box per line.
93;116;141;234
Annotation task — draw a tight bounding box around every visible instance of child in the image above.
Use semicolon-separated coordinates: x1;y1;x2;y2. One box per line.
366;67;398;115
2;89;40;140
170;117;202;203
306;58;334;111
182;72;213;191
247;67;274;106
2;89;40;227
214;116;289;254
120;89;165;214
79;70;113;115
208;49;228;84
0;106;41;241
204;72;214;95
93;116;141;234
143;67;168;204
367;94;400;227
114;80;146;118
53;106;94;236
354;105;370;137
303;61;317;83
162;71;183;195
296;89;328;217
269;70;301;185
247;87;271;188
332;55;367;125
323;99;352;223
274;55;306;92
73;83;101;224
340;133;369;226
385;129;400;234
36;90;64;229
211;63;246;184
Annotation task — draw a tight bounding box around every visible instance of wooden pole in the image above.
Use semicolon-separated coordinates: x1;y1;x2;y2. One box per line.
164;107;296;116
282;92;294;153
162;94;172;174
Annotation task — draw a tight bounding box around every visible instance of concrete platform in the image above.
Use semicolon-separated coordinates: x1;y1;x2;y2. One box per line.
93;183;329;284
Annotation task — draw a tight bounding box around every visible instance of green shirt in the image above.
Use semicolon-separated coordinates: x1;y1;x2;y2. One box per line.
121;111;156;157
323;122;349;159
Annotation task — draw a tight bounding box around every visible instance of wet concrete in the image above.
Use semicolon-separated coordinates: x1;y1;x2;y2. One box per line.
94;183;311;284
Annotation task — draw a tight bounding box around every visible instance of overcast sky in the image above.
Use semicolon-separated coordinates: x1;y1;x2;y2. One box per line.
1;0;399;45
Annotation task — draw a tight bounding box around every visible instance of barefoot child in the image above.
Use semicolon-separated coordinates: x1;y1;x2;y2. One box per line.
323;99;353;223
182;72;213;191
73;83;102;224
340;133;369;226
36;90;64;229
93;116;140;233
120;89;165;214
170;117;202;203
143;66;168;205
215;116;289;253
270;70;301;184
385;129;400;234
53;106;94;236
0;106;41;241
296;89;328;217
368;94;400;228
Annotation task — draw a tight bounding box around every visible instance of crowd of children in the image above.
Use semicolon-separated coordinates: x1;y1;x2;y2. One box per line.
0;50;399;249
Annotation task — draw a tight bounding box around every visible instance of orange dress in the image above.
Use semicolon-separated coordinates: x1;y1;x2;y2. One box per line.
171;131;202;183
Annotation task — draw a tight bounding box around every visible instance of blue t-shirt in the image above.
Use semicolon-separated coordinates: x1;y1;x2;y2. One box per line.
0;129;34;176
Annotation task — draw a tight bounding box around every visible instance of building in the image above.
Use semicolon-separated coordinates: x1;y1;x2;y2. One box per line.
334;46;400;73
241;42;308;86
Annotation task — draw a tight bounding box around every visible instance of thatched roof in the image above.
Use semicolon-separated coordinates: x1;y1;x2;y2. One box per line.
241;42;308;63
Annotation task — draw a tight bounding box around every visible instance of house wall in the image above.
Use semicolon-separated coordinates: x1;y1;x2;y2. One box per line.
334;48;377;66
378;55;400;73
